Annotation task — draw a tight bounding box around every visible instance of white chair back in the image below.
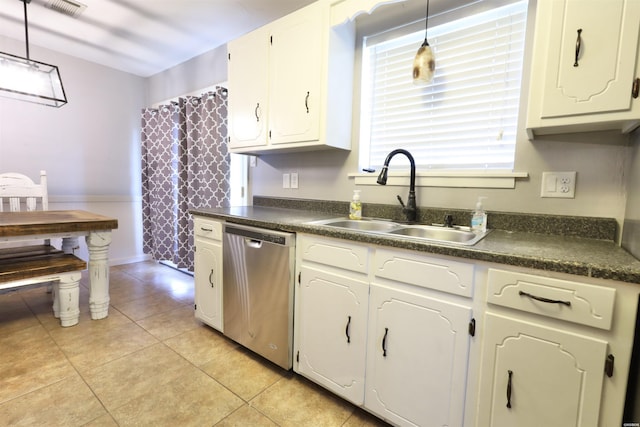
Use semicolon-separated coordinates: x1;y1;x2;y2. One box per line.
0;170;49;212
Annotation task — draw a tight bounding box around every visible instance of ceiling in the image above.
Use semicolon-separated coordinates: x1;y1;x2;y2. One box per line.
0;0;316;77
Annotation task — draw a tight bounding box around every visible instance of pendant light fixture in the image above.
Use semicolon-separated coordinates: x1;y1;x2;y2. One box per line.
412;0;435;85
0;0;67;107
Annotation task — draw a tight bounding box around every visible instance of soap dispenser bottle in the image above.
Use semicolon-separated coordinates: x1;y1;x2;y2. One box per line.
471;196;487;233
349;190;362;220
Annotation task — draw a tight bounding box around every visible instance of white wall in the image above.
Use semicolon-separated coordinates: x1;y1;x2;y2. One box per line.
0;36;147;265
146;45;228;105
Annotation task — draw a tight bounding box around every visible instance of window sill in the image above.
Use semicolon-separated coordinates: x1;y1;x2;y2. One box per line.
348;171;528;188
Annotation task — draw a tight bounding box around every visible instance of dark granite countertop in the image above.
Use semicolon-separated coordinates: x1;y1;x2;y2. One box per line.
191;205;640;285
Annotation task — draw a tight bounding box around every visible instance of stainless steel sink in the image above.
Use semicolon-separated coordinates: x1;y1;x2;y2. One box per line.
306;217;490;246
388;225;485;245
308;218;402;232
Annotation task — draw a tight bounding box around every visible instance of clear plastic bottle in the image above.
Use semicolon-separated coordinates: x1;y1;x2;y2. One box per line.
349;190;362;220
471;196;487;233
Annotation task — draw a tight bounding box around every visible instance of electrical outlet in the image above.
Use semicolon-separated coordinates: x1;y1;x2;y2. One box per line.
282;173;290;189
541;171;576;198
290;172;299;189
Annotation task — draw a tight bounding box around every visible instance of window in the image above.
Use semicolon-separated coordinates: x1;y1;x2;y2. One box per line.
359;1;528;172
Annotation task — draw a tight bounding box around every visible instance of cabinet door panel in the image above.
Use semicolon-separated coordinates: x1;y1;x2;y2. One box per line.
296;266;369;405
228;27;269;148
478;313;607;427
540;0;640;117
365;283;472;427
269;3;323;144
194;238;223;331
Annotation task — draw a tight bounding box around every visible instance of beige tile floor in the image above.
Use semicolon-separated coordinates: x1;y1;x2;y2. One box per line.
0;261;390;427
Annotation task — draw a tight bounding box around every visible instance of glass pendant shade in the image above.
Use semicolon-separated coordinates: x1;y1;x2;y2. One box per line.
0;51;67;107
0;0;67;107
413;0;435;86
412;40;435;85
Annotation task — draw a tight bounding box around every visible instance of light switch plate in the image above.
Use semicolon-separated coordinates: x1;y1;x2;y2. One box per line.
290;172;299;189
541;171;576;198
282;173;290;189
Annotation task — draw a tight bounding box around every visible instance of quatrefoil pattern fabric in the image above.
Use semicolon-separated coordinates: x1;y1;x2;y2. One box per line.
141;87;230;270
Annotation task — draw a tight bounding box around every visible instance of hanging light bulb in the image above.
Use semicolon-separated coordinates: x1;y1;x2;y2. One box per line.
412;0;435;85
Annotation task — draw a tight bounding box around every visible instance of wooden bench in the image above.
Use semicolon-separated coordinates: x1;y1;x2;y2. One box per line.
0;247;86;327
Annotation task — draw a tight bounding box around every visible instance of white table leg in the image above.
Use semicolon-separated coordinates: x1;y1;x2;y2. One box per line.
86;231;112;320
54;272;81;327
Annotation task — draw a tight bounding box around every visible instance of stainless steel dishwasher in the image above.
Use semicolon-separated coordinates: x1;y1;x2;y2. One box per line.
222;223;296;369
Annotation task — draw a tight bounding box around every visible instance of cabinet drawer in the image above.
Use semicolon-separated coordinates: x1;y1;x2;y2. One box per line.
193;217;223;241
487;269;616;330
298;235;369;274
373;249;474;298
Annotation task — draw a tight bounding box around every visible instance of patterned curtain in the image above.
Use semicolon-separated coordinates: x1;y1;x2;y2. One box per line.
141;87;230;270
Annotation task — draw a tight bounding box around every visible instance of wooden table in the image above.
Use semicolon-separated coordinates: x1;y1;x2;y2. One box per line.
0;210;118;319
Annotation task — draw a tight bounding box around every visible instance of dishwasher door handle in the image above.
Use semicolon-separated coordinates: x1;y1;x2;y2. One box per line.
245;239;263;249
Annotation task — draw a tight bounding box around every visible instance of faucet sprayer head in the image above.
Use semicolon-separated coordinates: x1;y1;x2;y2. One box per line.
376;166;389;185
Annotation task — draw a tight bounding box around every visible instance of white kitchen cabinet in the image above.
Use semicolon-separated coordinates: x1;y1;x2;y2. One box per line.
294;235;370;404
477;313;607;427
366;248;474;427
227;27;269;149
365;282;472;427
268;3;323;146
227;1;355;154
476;268;637;427
296;265;369;404
295;235;475;426
526;0;640;138
193;217;223;331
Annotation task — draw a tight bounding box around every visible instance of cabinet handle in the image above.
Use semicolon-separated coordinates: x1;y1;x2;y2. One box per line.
382;327;389;357
574;28;582;67
633;78;639;99
208;269;215;287
305;91;310;113
345;315;351;343
254;103;260;122
519;290;571;307
200;227;213;232
605;354;615;377
506;370;513;409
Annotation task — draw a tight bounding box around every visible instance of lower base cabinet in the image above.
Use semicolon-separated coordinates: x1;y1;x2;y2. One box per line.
365;283;472;427
294;234;474;426
295;265;369;405
477;313;608;427
193;217;223;332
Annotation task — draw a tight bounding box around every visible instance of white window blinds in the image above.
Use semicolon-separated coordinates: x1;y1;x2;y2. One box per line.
360;1;528;171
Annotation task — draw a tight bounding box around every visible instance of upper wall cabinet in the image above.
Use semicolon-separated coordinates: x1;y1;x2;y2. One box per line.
227;1;356;155
526;0;640;139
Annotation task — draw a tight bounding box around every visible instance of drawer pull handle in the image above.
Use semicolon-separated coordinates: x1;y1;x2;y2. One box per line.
506;370;513;408
382;327;389;357
345;315;351;343
574;28;582;67
519;290;571;307
200;227;213;232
